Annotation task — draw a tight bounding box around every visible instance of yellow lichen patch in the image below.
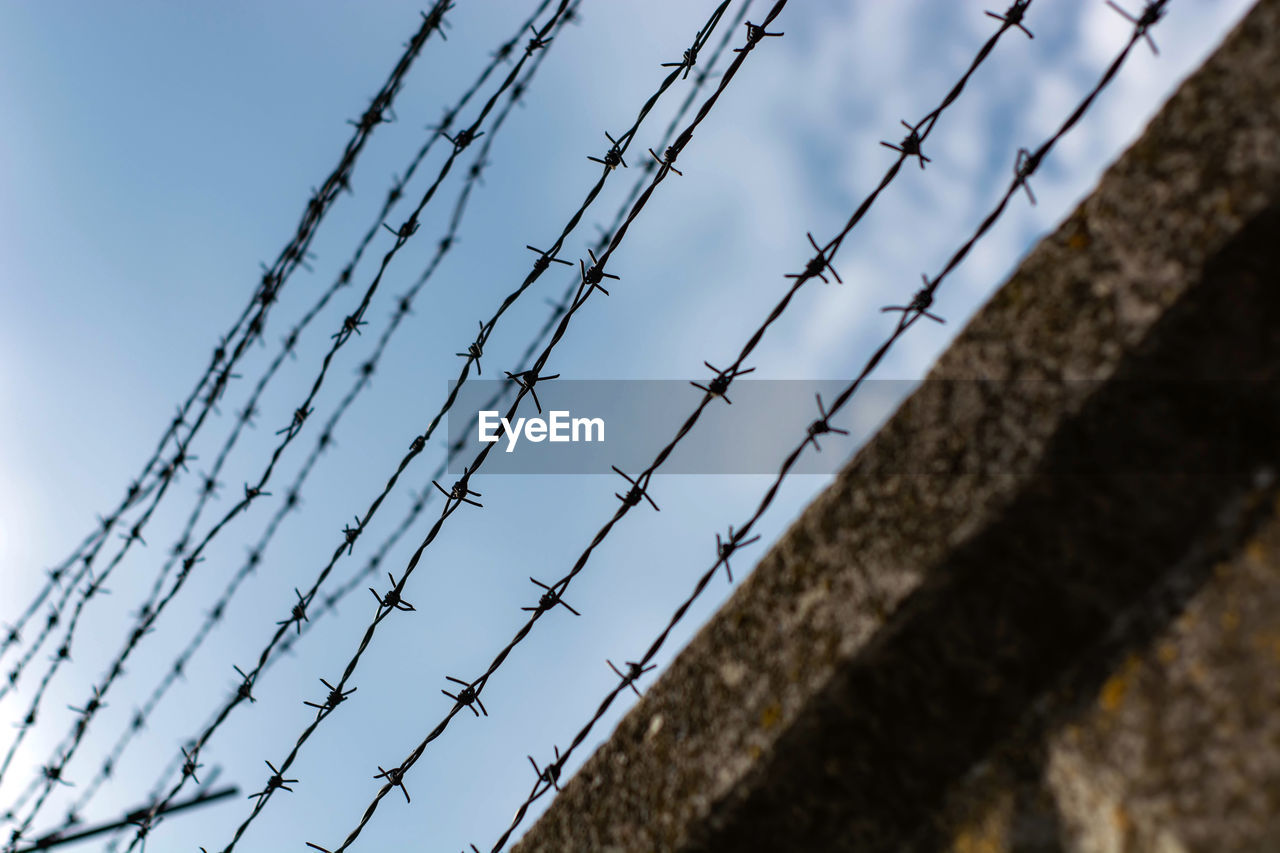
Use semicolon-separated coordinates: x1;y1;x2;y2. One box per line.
1254;632;1280;663
1099;654;1141;713
952;828;1005;853
1188;661;1210;687
1214;191;1234;217
1157;640;1178;664
759;702;782;731
1112;803;1130;833
1221;609;1240;632
1246;538;1269;564
950;800;1012;853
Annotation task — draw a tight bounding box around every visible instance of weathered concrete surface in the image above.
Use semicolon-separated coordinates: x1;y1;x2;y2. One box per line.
515;1;1280;851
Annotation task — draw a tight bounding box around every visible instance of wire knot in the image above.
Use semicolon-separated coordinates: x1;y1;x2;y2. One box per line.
442;676;488;717
804;393;850;452
249;760;297;804
370;572;416;613
527;244;573;274
607;658;656;697
588;131;628;170
504;370;560;414
715;526;762;582
521;577;580;617
276;588;310;634
528;747;564;791
578;248;620;297
692;361;755;405
612;466;659;512
375;765;412;803
736;20;784;53
304;677;357;712
881;274;946;324
880;119;931;169
456;321;486;375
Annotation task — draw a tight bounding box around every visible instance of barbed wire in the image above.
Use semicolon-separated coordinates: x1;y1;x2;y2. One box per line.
0;0;1177;850
264;0;756;687
2;528;102;665
103;4;740;850
489;3;1170;849
0;5;571;847
131;0;561;623
0;0;454;710
0;353;217;672
280;4;792;851
332;0;1046;844
37;15;566;838
1;482;164;699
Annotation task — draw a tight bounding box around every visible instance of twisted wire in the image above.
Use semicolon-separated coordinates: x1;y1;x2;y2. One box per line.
48;19;563;835
286;3;789;850
1;4;564;845
266;0;753;688
0;0;454;712
491;4;1169;849
108;4;737;849
133;0;560;619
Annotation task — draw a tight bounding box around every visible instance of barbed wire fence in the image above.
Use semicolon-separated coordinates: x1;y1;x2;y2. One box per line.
128;0;561;621
0;0;1200;850
27;8;574;841
119;4;753;850
96;7;758;846
0;1;455;699
0;2;577;847
487;3;1170;848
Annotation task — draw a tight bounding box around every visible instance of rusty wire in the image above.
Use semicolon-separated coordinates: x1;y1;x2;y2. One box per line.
1;5;575;848
0;0;453;720
488;3;1169;848
43;16;564;836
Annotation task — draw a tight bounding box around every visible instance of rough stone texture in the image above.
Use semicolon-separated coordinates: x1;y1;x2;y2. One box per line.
515;2;1280;851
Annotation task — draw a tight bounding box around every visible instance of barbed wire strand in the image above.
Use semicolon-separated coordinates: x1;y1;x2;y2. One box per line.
0;30;460;808
110;5;736;851
132;0;559;622
123;57;730;806
15;1;560;826
2;528;102;666
286;4;786;851
490;4;1168;849
0;3;455;689
0;358;222;672
262;0;757;686
0;7;568;848
3;18;552;853
1;479;164;699
345;0;1044;844
43;19;567;839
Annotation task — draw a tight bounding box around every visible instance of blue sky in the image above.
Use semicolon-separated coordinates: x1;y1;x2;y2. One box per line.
0;1;1257;850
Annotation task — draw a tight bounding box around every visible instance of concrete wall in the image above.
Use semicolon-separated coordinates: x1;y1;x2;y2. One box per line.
516;1;1280;850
